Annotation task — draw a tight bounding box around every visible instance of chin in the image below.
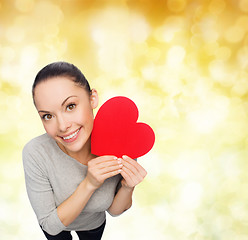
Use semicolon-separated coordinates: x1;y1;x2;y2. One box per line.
65;136;90;153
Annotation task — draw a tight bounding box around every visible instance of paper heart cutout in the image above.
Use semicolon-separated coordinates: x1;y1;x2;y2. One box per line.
91;96;155;159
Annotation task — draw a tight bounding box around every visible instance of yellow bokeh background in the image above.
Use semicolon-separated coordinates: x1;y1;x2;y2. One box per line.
1;0;248;239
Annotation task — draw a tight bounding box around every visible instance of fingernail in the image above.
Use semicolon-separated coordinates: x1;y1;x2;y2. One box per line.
119;164;123;168
113;157;118;160
118;169;122;172
122;155;127;159
117;158;122;164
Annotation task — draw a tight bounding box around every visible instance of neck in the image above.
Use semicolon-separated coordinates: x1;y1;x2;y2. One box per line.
58;137;95;165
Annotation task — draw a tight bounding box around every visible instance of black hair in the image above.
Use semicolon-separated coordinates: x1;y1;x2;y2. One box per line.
32;61;91;101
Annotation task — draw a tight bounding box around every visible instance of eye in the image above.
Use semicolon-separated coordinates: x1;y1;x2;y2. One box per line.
66;103;76;111
42;114;53;121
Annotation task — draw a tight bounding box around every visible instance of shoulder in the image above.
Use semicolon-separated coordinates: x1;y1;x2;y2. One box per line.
22;133;55;166
23;133;53;153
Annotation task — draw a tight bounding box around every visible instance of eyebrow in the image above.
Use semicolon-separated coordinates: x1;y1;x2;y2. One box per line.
38;95;78;113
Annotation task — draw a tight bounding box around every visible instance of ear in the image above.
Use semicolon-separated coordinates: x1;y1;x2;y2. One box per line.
90;88;98;109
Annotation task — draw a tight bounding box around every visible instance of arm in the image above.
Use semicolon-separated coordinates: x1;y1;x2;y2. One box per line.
23;150;66;235
23;149;121;235
57;155;122;226
56;178;95;227
108;155;147;216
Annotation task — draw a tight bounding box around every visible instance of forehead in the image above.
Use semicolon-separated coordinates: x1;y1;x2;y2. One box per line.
34;77;88;110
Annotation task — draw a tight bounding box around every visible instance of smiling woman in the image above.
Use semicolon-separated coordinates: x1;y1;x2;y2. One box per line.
33;76;97;158
22;62;147;240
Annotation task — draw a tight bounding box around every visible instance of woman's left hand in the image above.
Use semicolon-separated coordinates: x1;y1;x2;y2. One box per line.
120;155;147;189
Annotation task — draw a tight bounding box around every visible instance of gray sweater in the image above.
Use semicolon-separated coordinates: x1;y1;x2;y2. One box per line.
22;133;122;235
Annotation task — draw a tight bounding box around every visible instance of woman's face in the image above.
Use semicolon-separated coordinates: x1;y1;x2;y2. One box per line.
33;76;98;155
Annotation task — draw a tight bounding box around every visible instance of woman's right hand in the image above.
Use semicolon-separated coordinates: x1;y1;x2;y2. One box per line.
85;156;123;190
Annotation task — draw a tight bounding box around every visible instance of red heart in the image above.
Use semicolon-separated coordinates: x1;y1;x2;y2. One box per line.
91;96;155;159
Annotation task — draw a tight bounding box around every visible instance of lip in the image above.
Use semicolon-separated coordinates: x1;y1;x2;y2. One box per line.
60;127;82;143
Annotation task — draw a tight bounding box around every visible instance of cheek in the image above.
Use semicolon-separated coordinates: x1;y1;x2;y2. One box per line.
43;123;57;136
76;108;94;128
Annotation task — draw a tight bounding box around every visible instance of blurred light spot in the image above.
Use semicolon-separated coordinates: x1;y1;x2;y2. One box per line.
199;16;219;42
239;0;248;12
15;0;34;13
221;153;241;179
0;95;21;133
209;60;235;86
236;15;248;31
0;199;9;221
167;0;186;13
130;14;150;43
156;69;182;96
91;28;106;45
1;160;22;181
209;60;225;81
160;27;176;42
141;64;156;80
231;79;248;96
44;24;59;38
16;46;40;91
147;47;161;61
209;0;226;15
1;47;16;63
170;209;197;234
180;182;203;209
141;152;164;178
171;150;211;180
237;46;248;69
230;203;247;221
204;42;219;56
90;8;130;77
225;25;245;43
190;34;204;48
20;46;39;67
191;23;201;35
5;26;25;43
0;64;18;82
43;37;67;59
215;46;231;61
153;203;170;225
33;1;64;25
193;5;205;22
166;45;185;68
154;17;184;42
186;96;229;133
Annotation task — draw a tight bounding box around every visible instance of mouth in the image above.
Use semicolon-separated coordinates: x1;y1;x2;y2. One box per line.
60;127;81;143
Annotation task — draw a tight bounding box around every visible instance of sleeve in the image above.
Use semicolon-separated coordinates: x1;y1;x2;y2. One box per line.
107;176;123;217
22;146;66;236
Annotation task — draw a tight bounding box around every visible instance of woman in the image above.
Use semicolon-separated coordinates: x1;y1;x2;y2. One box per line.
22;62;147;240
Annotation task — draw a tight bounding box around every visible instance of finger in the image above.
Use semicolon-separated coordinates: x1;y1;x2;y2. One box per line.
121;161;145;184
97;159;122;169
122;160;139;177
122;155;147;177
122;155;140;168
89;155;117;165
101;168;122;180
121;156;141;176
97;164;123;175
120;166;136;186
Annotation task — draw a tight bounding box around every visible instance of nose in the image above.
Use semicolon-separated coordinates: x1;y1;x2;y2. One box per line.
57;114;71;133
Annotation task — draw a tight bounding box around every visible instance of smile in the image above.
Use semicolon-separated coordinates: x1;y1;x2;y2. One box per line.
61;128;81;141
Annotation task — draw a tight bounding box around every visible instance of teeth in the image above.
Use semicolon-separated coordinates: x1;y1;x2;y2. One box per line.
63;129;80;140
